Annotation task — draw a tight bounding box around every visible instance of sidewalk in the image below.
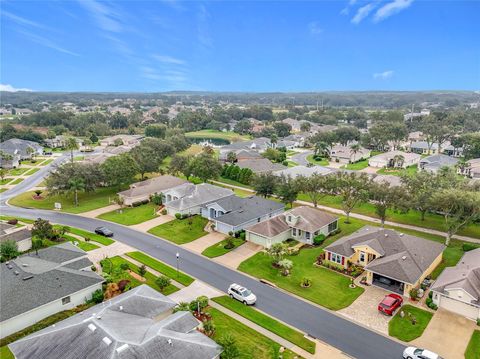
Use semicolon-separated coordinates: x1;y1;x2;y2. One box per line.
129;215;174;232
81;204;119;218
182;232;226;253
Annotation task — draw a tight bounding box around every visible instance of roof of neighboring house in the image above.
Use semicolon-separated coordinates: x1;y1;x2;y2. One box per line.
329;145;370;159
0;228;31;243
467;158;480;171
237;158;287;173
234;150;263;159
372;174;403;187
119;176;188;199
103;145;132;155
9;285;222;359
83;153;115;164
0;222;16;235
246;214;291;237
420;154;458;171
213;196;284;226
221;137;271;152
325;226;445;284
166;183;234;211
369;150;421;163
286;206;338;233
0;138;43;157
431;248;480;303
273;165;333;178
100;134;143;144
1;242;103;322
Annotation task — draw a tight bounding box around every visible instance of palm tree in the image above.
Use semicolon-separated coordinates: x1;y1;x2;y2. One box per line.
350;143;361;162
278;259;293;276
270;134;278;148
26;146;35;161
393;155;405;168
65;137;79;163
456;159;471;176
68;178;85;207
314;141;329;158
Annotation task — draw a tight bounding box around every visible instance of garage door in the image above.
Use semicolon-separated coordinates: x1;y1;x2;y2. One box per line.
440;296;479;320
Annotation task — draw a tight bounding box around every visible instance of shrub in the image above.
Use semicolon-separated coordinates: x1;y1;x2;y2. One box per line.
313;234;326;246
428;291;433;299
331;228;341;236
239;231;246;240
117;279;130;292
218;334;240;359
282;160;288;166
301;277;312;287
138;265;147;277
425;297;438;310
161;208;167;215
197;296;209;311
463;243;480;252
202;320;216;337
477;318;480;326
84;237;91;242
173;302;190;313
91;265;97;271
120;263;129;271
175;213;182;220
224;237;235;249
181;213;189;219
155;275;171;292
34;190;43;197
409;288;418;300
89;289;104;304
0;240;19;261
189;299;200;312
132;199;149;207
7;219;18;225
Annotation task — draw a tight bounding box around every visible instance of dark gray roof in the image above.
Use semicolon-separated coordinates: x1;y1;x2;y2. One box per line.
9;285;222;359
325;226;445;284
1;242;103;321
221;137;271;151
166;183;234;211
30;242;87;263
0;138;43;157
237;158;287;173
419;154;458;171
0;228;31;243
246;214;291;237
214;196;284;226
62;257;94;270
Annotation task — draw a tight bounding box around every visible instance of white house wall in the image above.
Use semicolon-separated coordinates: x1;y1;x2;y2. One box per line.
246;230;291;247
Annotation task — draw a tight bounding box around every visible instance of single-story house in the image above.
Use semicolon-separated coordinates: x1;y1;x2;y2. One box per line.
203;195;285;234
44;136;83;149
0;224;32;252
458;158;480;179
103;145;132;155
8;285;222;359
163;183;234;216
368;151;421;168
245;206;339;247
99;135;143;147
273;165;333;179
275;139;298;150
409;141;463;157
0;242;104;338
236;158;287;174
219;137;271;160
324;226;445;297
0;138;43;160
408;131;424;142
431;248;480;320
220;149;263;163
118;175;188;206
328;145;371;164
82;152;115;165
283;134;306;147
372;174;403;187
0;152;20;169
419;154;458;173
282;118;302;132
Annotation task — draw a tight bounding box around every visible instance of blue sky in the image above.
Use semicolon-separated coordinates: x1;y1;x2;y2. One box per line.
1;0;479;92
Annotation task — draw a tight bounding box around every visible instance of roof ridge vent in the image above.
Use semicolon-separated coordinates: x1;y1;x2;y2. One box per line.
88;324;97;332
399;233;404;236
116;344;129;353
401;256;407;260
22;275;33;280
102;337;112;346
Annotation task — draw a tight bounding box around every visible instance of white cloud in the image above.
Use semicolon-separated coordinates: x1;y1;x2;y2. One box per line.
308;22;323;35
2;10;49;30
78;0;123;32
153;55;186;65
17;30;79;56
374;0;414;22
373;70;394;79
0;84;33;92
351;3;377;24
197;5;213;49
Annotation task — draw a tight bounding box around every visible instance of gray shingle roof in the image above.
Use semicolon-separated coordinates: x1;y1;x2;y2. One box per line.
221;137;271;151
237;158;287;174
419;154;458;171
246;214;290;237
118;176;188;199
214;196;284;226
0;138;43;157
274;165;333;178
286;206;338;233
0;228;31;243
9;285;222;359
166;183;234;211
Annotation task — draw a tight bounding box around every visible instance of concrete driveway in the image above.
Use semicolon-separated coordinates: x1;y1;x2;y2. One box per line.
214;242;263;269
338;285;393;335
413;309;476;359
182;232;226;253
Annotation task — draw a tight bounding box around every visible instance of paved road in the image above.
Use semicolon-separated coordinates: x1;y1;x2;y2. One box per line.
0;159;407;359
290;150;313;166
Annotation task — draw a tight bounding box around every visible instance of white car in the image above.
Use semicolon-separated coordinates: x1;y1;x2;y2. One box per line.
403;347;443;359
228;283;257;305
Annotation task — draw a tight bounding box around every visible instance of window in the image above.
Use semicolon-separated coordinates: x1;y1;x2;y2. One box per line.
360;252;365;262
287;215;291;222
331;253;342;264
305;232;310;240
328;220;338;233
62;296;71;305
257;217;261;223
292;228;297;236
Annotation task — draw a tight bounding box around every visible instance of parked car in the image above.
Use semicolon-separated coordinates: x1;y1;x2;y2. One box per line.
403;347;443;359
378;293;403;316
94;226;114;237
228;283;257;305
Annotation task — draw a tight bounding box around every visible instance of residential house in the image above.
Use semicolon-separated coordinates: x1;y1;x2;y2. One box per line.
163;183;234;216
283;134;306;147
13;108;34;116
368;151;421;168
236;158;287;174
82;152;115;165
0;223;32;252
275;139;298;150
44;136;83;149
282;118;302;132
99;135;143;147
118;175;188;206
404;109;430;121
245;206;339;247
419;154;458;173
9;285;222;359
220;149;263;163
0;153;20;169
0;243;104;338
0;138;43;160
408;131;424;142
409;141;463;157
458;158;480;179
372;174;402;187
219;137;271;160
103;145;132;155
431;248;480;320
328;145;371;164
203;195;284;234
273;165;334;179
324;226;444;297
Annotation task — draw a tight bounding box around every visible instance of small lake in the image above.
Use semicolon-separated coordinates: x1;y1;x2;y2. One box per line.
188;137;231;146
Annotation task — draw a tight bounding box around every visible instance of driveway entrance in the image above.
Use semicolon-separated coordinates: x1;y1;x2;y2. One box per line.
372;273;404;295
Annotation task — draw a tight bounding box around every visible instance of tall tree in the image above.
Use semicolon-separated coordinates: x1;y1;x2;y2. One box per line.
189;152;222;182
65;137;79;163
295;174;333;207
275;174;299;208
333;172;370;223
252;172;277;198
401;171;437;221
368;181;409;227
68;178;85;207
168;154;193;179
101;153;139;188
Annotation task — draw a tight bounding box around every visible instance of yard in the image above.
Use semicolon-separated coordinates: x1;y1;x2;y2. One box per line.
147;215;208;244
306;154;329;166
212;296;315;354
10;178;23;185
185;129;250;142
8;168;29;176
97;203;158;225
376;165;418;176
342;159;369;170
202;237;245;258
24;168;40;175
9;187;122;214
66;227;115;245
388;305;433;342
465;330;480;359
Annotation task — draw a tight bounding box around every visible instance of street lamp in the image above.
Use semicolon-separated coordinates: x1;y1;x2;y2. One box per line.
176;252;180;278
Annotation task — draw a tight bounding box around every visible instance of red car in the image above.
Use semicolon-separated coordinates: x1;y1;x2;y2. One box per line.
378;293;403;316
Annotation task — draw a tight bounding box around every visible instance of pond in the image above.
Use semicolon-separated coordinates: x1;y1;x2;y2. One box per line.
188;137;231;146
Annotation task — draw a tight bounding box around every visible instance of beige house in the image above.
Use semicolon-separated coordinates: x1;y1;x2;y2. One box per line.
458;158;480;179
245;206;338;247
368;150;421;168
118;175;188;206
324;226;444;297
431;248;480;320
328;145;370;164
0;224;32;252
99;135;143;147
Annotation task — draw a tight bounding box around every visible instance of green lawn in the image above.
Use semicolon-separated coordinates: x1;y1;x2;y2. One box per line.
148;215;208;244
343;159;369;170
0;346;13;359
24;168;40;175
465;330;480;359
306;154;329;166
216;176;253;189
98;203;158;225
39;159;54;165
0;178;13;185
126;251;194;286
101;256;179;295
185;129;250;142
73;155;85;161
8;168;29;176
212;296;315;354
10;178;24;185
287;160;299;167
0;188;7;193
202;237;245;258
62;234;99;251
388;305;433;342
9;187;122;214
238;218;365;311
376;165;418;177
66;227;115;245
208;307;301;359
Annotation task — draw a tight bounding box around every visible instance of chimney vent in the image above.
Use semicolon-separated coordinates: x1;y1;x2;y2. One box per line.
401;256;407;260
102;337;112;346
116;344;129;353
168;339;173;346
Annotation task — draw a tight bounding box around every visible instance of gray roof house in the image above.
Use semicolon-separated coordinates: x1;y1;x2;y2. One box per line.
431;248;480;320
0;138;43;160
0;225;32;252
328;145;370;164
245;206;339;247
203;195;285;234
1;242;103;338
372;174;403;187
419;154;458;173
236;158;287;174
218;137;271;160
273;165;334;179
324;226;445;296
163;183;234;216
9;285;222;359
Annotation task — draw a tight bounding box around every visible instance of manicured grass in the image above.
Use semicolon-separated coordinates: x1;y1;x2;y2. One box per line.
216;176;253;189
98;203;158;225
62;234;99;251
239;218;365;311
0;178;13;185
287;160;298;167
9;187;122;214
376;165;418;177
185;129;250;142
306;154;329;166
343;159;369;170
8;167;29;176
213;296;315;354
388;305;433;342
0;346;13;359
202;237;245;258
10;178;24;185
102;256;179;295
24;168;40;175
73;155;85;161
39;159;54;165
148;215;208;244
0;215;35;224
465;330;480;359
208;307;301;359
126;251;194;286
66;227;115;245
0;188;7;193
